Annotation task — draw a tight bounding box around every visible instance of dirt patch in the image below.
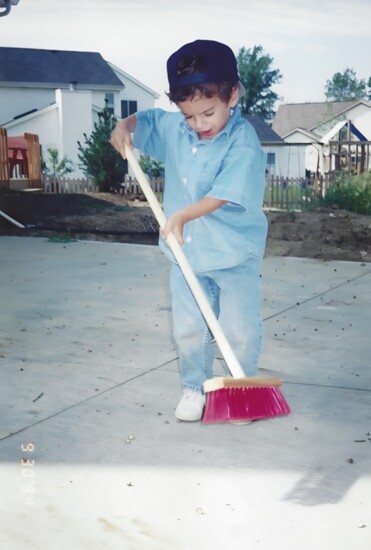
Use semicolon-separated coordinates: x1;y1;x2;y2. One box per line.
1;190;370;262
266;209;371;262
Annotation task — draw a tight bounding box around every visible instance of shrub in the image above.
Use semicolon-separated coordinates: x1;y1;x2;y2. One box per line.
323;172;371;215
77;104;127;192
42;147;74;180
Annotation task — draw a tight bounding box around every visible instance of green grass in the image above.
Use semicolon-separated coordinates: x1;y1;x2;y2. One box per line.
321;172;371;215
48;234;77;243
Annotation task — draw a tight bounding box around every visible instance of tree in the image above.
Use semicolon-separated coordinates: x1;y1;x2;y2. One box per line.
237;45;282;122
42;147;74;181
77;103;127;192
367;77;371;101
325;68;368;101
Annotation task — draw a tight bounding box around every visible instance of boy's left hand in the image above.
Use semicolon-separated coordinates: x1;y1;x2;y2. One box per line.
160;211;187;246
160;198;226;247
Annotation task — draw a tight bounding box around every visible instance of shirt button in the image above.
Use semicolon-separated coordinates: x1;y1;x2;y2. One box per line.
185;236;192;243
191;146;198;154
182;177;188;184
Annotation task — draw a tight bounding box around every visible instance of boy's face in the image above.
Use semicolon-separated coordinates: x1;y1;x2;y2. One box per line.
177;88;238;140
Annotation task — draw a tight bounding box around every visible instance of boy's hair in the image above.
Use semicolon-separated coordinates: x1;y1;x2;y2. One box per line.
167;54;237;103
166;40;244;104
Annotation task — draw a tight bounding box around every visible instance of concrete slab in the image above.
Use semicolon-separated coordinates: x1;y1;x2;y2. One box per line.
0;237;370;550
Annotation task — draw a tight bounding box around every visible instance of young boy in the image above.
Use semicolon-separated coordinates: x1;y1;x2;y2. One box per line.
110;39;268;422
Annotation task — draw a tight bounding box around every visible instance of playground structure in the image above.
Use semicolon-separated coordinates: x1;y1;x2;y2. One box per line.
328;139;371;175
0;128;42;190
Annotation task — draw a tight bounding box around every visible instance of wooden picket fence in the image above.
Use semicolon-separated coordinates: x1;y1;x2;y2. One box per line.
121;174;330;211
24;132;42;188
5;168;333;212
42;174;164;201
0;129;42;189
0;128;9;187
121;175;164;202
264;174;331;211
43;175;99;194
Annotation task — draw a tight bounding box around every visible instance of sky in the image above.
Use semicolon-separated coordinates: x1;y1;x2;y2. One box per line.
1;0;371;111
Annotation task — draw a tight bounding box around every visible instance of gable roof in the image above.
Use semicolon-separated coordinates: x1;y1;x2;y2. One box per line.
272;100;371;137
283;127;322;141
243;114;284;144
0;47;123;90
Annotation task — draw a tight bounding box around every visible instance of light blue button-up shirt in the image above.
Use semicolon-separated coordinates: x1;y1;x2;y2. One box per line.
133;106;268;272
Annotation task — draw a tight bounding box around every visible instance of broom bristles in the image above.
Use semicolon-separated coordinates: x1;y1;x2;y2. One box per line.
202;377;291;424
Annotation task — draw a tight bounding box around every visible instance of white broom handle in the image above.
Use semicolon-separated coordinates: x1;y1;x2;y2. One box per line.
0;209;25;229
124;145;245;378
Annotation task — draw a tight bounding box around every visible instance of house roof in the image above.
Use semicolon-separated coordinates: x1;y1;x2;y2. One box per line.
243;114;284;144
283;127;322;141
108;62;159;99
0;47;124;90
272;100;371;137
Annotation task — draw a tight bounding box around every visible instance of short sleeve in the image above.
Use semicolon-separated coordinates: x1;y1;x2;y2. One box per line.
133;109;169;162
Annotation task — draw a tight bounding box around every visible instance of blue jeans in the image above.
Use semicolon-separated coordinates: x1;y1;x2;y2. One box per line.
170;257;264;393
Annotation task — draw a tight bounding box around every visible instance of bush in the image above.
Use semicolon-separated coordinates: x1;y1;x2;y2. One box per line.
77;104;127;192
42;147;74;180
322;172;371;215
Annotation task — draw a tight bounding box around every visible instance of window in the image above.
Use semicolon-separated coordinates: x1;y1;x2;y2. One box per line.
121;100;137;118
267;152;275;165
105;93;114;114
266;152;276;176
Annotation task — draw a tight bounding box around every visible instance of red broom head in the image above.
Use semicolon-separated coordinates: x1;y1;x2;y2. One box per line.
202;385;291;424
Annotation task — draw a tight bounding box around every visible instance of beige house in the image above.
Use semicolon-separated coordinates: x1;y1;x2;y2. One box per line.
272;100;371;175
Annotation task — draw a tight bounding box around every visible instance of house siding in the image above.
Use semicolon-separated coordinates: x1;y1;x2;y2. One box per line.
56;90;93;173
109;65;159;113
263;144;306;178
0;87;55;125
353;110;371;140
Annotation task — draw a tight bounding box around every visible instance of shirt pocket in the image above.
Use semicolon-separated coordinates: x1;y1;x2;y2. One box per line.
191;159;222;199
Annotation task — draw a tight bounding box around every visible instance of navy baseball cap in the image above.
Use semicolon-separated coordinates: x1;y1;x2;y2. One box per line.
167;39;245;96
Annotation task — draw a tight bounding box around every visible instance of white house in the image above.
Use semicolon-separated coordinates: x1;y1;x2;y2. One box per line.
0;47;159;177
272;100;371;175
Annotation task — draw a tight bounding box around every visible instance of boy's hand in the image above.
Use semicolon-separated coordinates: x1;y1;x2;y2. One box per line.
160;198;226;247
161;211;187;246
110;115;137;158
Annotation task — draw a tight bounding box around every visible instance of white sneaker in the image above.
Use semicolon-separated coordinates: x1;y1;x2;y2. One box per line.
175;389;205;422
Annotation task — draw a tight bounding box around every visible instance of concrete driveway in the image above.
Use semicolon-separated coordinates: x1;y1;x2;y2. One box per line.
0;237;370;550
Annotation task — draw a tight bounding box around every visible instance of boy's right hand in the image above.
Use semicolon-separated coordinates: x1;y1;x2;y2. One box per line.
110;116;136;158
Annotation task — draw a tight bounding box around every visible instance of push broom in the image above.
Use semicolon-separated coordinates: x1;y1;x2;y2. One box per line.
123;144;291;423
